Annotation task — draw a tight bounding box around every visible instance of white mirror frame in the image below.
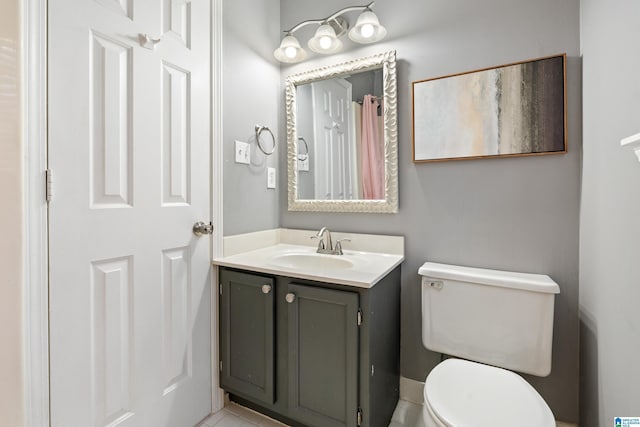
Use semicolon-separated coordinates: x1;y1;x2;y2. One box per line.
286;50;398;213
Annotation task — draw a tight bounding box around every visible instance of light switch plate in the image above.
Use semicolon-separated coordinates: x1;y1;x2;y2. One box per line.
235;140;250;164
267;167;276;189
298;157;309;171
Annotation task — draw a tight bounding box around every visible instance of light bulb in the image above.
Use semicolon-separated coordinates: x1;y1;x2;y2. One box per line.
284;46;297;58
348;10;386;44
308;24;342;54
360;23;374;39
319;36;332;50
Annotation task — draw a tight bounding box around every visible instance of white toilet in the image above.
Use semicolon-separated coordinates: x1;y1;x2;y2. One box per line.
418;262;560;427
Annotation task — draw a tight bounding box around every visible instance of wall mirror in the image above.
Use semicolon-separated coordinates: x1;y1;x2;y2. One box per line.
286;50;398;213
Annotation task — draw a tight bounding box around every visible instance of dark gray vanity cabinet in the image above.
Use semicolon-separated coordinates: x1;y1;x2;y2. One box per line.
219;269;275;405
287;284;360;427
218;266;401;427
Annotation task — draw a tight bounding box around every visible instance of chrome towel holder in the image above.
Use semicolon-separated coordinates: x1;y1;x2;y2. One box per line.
255;125;276;155
297;137;309;161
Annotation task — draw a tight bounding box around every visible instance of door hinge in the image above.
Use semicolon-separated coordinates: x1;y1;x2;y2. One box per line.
357;407;363;426
219;360;223;372
357;308;363;326
45;169;52;202
219;283;223;295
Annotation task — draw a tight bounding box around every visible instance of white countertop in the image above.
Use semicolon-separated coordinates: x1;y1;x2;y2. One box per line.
213;243;404;289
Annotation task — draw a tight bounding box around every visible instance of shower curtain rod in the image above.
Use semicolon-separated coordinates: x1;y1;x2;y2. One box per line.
356;95;384;104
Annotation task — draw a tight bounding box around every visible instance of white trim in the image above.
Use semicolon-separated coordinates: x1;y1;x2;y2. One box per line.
399;376;425;405
22;0;50;425
211;0;225;414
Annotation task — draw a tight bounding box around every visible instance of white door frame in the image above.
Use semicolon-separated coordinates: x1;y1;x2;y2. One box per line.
22;0;50;424
22;0;225;425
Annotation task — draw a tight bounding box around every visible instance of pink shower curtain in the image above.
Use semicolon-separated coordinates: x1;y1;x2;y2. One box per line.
361;95;384;199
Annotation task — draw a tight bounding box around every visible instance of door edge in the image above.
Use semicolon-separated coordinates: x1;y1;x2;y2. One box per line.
211;0;225;414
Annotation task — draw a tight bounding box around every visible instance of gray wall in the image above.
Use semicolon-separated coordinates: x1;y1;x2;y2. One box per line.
346;69;383;103
222;0;281;235
279;0;581;422
579;1;640;425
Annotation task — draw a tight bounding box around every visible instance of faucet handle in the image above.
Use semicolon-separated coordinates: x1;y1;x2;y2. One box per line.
334;238;351;255
310;235;325;250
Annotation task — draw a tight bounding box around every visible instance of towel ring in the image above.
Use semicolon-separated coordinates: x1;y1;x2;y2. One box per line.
255;125;276;155
297;137;309;161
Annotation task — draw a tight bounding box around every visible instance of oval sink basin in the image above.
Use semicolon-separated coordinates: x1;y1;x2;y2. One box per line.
269;253;354;271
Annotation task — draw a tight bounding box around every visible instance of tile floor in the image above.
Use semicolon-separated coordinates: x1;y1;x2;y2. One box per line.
198;400;575;427
197;402;288;427
197;400;423;427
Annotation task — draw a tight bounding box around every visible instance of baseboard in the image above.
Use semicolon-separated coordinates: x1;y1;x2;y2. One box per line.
399;376;425;405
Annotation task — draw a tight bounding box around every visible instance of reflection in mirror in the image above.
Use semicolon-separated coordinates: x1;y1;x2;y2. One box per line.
296;70;384;201
287;50;397;213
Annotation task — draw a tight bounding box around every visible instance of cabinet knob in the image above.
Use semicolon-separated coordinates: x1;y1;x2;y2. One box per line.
261;284;272;294
285;293;296;304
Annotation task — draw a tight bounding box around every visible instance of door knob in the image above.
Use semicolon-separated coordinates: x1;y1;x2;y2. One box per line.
192;221;213;236
285;293;296;304
262;284;272;294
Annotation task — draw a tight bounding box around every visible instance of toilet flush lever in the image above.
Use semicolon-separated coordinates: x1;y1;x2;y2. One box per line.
429;280;443;290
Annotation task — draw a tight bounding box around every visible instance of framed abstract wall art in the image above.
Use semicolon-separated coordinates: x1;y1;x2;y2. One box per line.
412;54;567;162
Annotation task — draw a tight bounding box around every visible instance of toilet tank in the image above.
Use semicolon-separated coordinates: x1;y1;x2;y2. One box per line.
419;262;560;377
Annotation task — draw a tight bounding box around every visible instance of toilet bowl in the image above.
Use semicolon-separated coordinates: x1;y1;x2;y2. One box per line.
421;359;555;427
418;262;561;427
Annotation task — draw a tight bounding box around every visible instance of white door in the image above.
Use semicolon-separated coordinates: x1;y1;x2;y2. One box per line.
311;78;354;200
48;1;213;426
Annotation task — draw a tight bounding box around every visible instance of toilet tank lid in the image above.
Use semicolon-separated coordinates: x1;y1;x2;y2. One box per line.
418;262;560;294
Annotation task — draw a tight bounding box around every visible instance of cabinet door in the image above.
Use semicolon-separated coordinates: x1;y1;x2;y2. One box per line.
220;270;275;405
287;284;359;427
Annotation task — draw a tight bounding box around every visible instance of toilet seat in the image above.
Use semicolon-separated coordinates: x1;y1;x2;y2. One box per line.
423;359;555;427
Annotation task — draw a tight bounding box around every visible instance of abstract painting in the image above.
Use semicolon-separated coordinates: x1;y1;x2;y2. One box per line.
412;54;566;162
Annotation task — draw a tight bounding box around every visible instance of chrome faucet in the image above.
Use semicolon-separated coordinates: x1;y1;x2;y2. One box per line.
311;227;351;255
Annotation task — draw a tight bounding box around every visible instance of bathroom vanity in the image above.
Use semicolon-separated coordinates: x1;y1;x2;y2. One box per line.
213;230;403;427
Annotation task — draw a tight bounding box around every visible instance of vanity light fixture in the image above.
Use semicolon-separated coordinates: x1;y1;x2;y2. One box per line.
274;34;307;63
274;1;386;63
308;23;343;54
348;9;387;44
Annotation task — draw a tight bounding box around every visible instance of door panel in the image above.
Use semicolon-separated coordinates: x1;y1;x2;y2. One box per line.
219;270;275;405
287;284;359;427
90;256;134;426
161;246;193;394
312;78;355;200
90;33;133;208
49;0;212;425
161;62;191;206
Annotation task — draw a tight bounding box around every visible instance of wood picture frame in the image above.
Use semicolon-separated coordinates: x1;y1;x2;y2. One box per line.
412;54;567;163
